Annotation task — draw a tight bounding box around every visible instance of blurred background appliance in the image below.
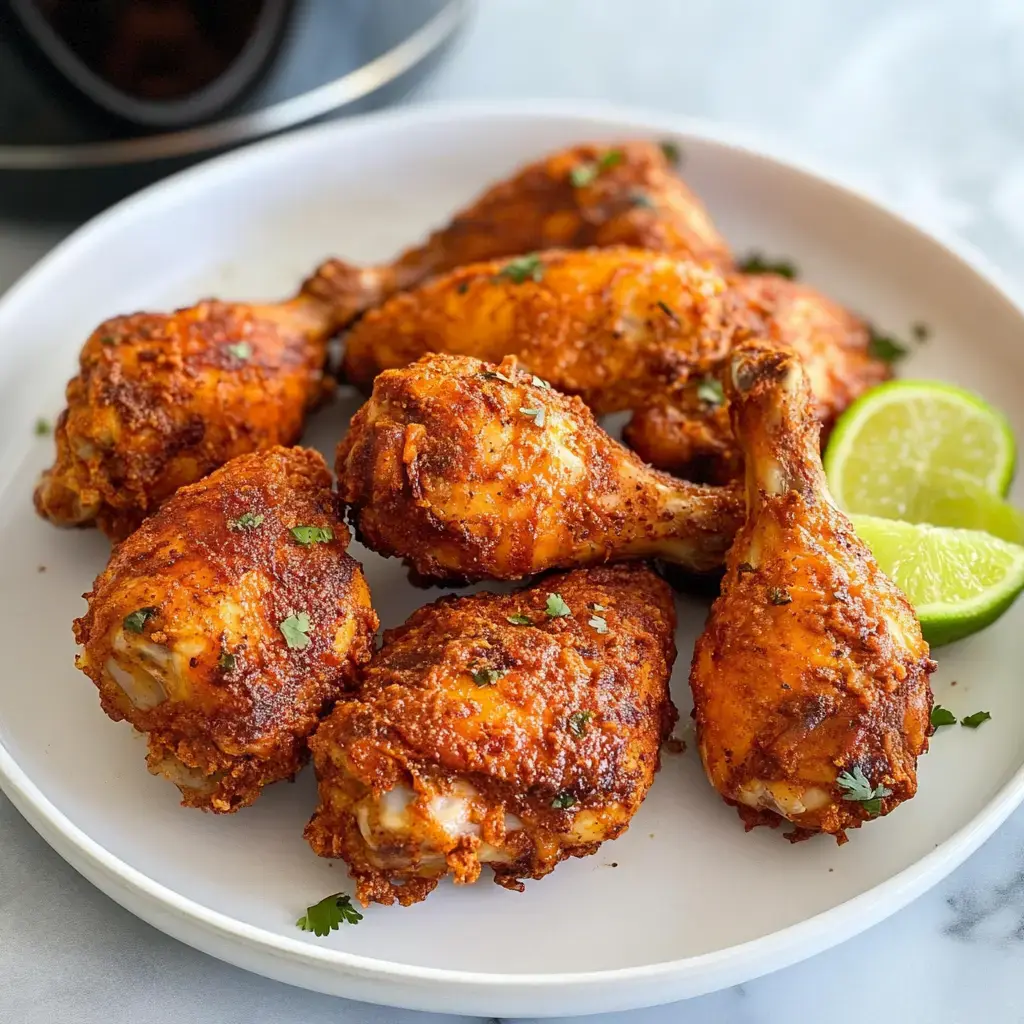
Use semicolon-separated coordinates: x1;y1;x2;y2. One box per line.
0;0;470;216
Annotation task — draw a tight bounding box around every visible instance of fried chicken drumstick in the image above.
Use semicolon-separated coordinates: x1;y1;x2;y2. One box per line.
690;342;934;841
336;353;743;583
341;248;888;484
305;140;732;328
74;447;377;812
35;293;334;540
305;564;677;906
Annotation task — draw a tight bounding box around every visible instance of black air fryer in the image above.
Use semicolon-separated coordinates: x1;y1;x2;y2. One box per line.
0;0;470;216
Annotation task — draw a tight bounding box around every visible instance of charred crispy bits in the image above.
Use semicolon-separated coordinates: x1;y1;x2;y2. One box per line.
35;296;332;540
305;564;677;906
336;352;743;582
689;342;934;841
73;447;377;812
305;140;732;329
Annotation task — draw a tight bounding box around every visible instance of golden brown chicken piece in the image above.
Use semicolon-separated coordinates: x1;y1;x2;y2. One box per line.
35;292;336;540
73;447;377;812
305;140;732;328
689;342;934;841
624;273;891;482
337;353;743;583
305;563;677;906
341;247;740;407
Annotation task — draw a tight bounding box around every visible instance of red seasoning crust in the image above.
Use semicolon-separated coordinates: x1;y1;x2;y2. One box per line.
35;296;333;540
73;447;377;812
336;351;743;583
306;564;678;906
306;139;733;329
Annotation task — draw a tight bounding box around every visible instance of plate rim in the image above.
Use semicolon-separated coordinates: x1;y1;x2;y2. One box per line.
3;97;1024;1010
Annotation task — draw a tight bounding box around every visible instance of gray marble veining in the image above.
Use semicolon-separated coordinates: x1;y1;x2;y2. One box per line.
4;1;1024;1022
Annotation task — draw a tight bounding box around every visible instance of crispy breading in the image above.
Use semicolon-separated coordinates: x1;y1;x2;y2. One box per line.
336;352;743;582
305;564;677;906
35;297;332;540
305;140;732;327
73;447;377;812
689;342;934;841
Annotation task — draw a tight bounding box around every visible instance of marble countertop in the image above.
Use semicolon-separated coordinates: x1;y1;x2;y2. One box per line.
4;1;1024;1021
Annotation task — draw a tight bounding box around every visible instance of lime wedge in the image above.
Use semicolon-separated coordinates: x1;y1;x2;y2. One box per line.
850;513;1024;646
825;382;1016;522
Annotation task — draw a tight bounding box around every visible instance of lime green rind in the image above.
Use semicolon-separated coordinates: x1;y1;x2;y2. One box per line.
850;514;1024;648
825;380;1017;508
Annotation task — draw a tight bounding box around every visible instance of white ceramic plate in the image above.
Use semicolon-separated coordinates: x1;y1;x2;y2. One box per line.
2;102;1024;1019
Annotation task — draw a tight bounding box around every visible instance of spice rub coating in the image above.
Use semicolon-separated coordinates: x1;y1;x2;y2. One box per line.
74;447;377;812
305;563;677;906
306;140;732;328
35;296;332;540
336;352;743;583
690;342;934;841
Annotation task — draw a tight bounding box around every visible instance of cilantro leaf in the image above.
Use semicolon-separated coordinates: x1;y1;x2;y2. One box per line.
218;651;236;673
836;766;892;817
519;406;546;427
551;791;577;810
868;329;909;364
481;369;514;384
568;711;592;737
470;666;505;687
767;586;792;606
34;417;51;436
290;525;334;547
629;190;656;209
228;511;264;531
589;603;607;612
123;607;157;633
99;334;116;346
280;611;311;650
531;375;551;389
569;149;624;187
506;613;532;625
930;705;956;728
545;593;572;618
696;375;724;406
656;299;679;324
296;892;363;936
588;615;609;634
225;341;253;361
961;710;992;729
737;562;757;576
495;254;544;284
659;139;682;166
737;251;798;279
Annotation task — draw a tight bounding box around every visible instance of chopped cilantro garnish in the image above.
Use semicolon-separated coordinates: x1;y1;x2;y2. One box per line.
519;406;546;427
767;586;792;606
531;374;551;389
836;766;892;817
123;607;157;633
495;254;544;284
930;705;956;728
280;612;311;650
34;417;51;436
296;892;362;935
659;139;682;166
656;299;679;324
481;369;515;384
912;322;931;343
551;791;577;810
868;329;909;364
470;666;505;687
629;190;656;209
545;593;572;618
228;511;264;531
290;525;334;547
507;613;532;625
589;603;607;612
696;375;724;406
569;149;624;187
568;710;592;737
218;651;236;673
961;710;991;729
737;252;798;279
225;341;253;361
588;615;609;634
737;562;757;576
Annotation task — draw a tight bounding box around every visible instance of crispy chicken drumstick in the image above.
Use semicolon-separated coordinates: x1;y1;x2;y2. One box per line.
341;249;887;484
690;342;934;841
305;140;732;328
305;564;677;906
35;295;336;540
336;353;743;583
74;447;377;812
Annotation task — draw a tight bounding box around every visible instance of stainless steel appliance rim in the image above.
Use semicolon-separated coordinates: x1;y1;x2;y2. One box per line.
0;0;470;171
